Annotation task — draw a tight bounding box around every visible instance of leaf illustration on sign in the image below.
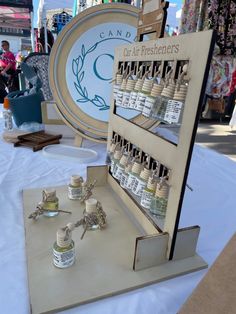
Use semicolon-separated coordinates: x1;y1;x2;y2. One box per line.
72;38;131;112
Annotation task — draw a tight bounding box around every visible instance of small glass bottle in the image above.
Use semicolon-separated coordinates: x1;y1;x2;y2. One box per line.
166;83;187;125
106;135;119;165
132;167;151;197
85;198;99;230
122;78;136;108
135;79;153;112
53;227;75;268
156;80;176;121
143;83;163;118
120;162;132;189
128;78;143;109
111;148;122;175
125;160;143;191
42;189;59;217
113;73;123;102
150;182;169;217
68;175;84;200
140;176;157;209
116;78;127;107
3;97;13;131
113;152;128;181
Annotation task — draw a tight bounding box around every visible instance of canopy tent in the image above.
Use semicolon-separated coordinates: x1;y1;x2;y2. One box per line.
0;1;32;30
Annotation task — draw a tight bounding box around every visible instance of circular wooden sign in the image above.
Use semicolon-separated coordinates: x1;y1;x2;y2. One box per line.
49;4;154;143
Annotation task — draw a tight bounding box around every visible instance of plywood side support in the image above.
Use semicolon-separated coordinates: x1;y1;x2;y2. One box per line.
133;233;169;271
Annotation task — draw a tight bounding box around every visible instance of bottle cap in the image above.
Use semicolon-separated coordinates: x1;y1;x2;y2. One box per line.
134;78;143;91
120;79;127;90
147;176;157;191
131;161;142;174
119;154;128;166
114;149;122;160
151;83;163;96
126;79;136;91
155;184;169;199
116;74;123;85
70;175;83;186
125;163;132;173
142;79;153;93
161;82;176;98
57;228;72;248
43;189;57;202
3;97;10;110
85;198;97;213
140;167;151;181
173;84;188;101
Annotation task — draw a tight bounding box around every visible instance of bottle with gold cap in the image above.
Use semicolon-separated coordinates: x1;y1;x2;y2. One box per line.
150;178;169;217
110;145;122;175
164;83;187;124
156;78;176;121
42;189;59;217
128;75;143;109
68;175;84;200
164;65;188;124
125;153;143;190
113;73;123;102
140;175;157;209
135;78;153;112
143;81;164;118
53;225;75;268
3;97;13;130
113;144;130;181
132;166;151;197
120;162;132;189
116;77;127;107
122;76;136;108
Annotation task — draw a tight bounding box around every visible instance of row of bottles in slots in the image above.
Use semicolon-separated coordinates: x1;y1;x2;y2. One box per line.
113;62;188;125
108;136;170;218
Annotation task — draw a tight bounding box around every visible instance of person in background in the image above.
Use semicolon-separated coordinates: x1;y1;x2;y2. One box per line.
0;40;19;101
0;40;16;76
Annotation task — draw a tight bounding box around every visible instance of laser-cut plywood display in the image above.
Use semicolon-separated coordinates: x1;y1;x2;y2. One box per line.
24;30;215;314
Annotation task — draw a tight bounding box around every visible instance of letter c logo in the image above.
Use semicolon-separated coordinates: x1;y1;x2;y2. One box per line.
93;54;114;81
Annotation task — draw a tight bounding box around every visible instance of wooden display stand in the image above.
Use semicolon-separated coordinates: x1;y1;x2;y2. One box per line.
23;31;215;313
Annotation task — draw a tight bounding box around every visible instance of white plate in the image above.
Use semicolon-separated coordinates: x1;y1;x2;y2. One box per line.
42;144;98;163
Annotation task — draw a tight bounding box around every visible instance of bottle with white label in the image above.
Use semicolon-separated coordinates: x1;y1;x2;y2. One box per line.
128;78;143;109
125;160;143;191
122;78;136;108
140;176;157;209
135;79;153;112
143;83;163;118
166;83;187;125
113;73;123;102
116;78;127;107
150;181;169;217
111;148;122;175
68;175;84;200
156;80;176;122
132;167;151;197
113;152;129;181
120;162;132;189
53;227;75;269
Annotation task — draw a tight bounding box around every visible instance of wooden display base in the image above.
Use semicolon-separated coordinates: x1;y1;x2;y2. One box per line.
23;166;207;314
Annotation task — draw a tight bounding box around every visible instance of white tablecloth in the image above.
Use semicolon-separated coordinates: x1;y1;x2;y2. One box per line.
1;113;236;314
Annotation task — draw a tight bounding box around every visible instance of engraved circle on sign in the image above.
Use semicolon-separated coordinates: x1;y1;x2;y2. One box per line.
66;23;139;122
93;54;114;81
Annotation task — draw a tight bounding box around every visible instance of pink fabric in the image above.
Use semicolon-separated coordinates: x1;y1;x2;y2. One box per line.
0;51;16;71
